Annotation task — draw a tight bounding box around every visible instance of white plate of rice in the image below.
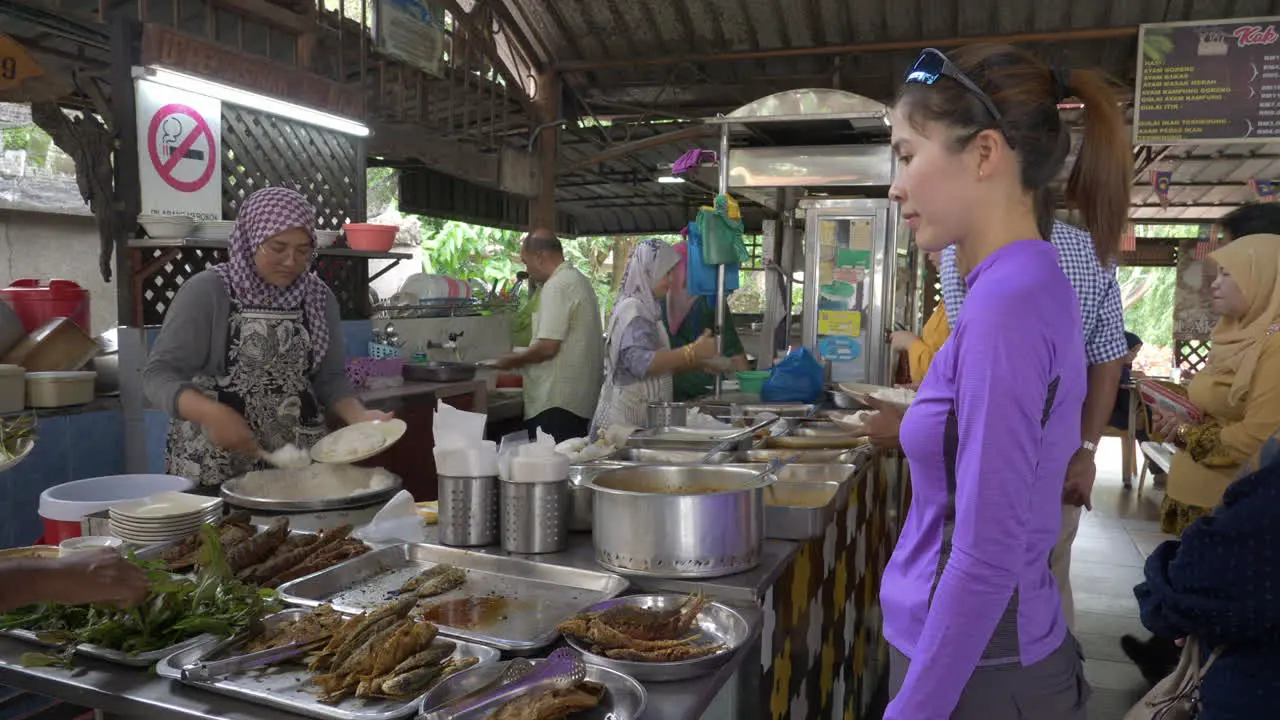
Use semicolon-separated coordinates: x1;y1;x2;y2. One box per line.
311;419;407;464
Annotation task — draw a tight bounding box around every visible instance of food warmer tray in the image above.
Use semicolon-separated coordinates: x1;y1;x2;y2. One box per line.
276;544;630;654
156;609;499;720
419;659;647;720
624;417;776;450
561;594;751;682
0;628;217;668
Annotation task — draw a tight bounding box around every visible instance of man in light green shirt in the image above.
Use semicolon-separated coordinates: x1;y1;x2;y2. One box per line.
495;230;603;442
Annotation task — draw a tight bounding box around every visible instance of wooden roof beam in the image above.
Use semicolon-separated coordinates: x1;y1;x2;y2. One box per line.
556;26;1139;72
563;124;715;172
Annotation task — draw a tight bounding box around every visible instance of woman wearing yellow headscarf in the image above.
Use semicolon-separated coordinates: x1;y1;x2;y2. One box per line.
1152;234;1280;536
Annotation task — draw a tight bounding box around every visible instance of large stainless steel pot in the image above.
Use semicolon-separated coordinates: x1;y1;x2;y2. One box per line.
589;465;770;578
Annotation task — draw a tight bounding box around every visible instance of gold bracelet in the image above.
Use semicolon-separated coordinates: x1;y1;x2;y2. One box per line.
1176;424;1190;444
683;345;696;366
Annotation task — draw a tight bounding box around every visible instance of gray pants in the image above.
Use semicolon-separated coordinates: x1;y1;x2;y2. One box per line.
889;636;1090;719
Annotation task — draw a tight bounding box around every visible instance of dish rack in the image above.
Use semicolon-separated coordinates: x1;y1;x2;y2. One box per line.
372;299;517;319
346;355;404;390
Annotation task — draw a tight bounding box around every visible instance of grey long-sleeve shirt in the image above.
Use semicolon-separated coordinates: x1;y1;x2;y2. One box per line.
142;270;354;418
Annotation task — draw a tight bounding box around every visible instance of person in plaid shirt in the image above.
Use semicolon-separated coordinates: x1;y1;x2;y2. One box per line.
938;214;1128;633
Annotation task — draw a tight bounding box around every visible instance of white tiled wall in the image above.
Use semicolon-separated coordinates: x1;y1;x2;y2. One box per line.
374;314;513;364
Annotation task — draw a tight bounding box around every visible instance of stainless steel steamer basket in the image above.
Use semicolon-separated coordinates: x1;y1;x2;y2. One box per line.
588;465;770;578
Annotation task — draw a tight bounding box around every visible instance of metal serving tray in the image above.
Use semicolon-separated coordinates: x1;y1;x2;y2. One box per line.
0;628;217;668
276;544;629;653
157;609;498;720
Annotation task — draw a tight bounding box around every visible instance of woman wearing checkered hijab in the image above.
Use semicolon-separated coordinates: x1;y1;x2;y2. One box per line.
143;188;388;486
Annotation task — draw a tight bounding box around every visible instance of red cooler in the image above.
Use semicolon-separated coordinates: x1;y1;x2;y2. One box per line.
1;279;91;333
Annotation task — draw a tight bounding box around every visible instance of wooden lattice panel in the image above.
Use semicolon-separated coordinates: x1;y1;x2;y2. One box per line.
132;248;370;325
132;247;227;326
314;255;371;320
1176;339;1211;375
221;105;366;229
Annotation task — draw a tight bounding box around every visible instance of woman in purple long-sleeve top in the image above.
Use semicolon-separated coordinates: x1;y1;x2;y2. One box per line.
880;45;1132;719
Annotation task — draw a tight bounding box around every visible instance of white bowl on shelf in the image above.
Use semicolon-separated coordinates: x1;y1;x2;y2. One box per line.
138;215;196;240
315;230;341;248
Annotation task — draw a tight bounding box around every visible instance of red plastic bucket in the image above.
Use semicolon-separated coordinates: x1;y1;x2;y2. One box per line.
37;474;194;545
0;279;91;333
39;518;84;544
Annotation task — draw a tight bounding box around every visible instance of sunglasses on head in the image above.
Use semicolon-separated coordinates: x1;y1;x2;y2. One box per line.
904;48;1005;126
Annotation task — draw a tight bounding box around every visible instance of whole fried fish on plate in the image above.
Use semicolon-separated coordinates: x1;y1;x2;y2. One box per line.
557;592;726;662
487;680;607;720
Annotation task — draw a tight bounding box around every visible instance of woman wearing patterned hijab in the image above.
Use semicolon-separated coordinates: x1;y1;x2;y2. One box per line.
589;238;720;436
144;188;387;486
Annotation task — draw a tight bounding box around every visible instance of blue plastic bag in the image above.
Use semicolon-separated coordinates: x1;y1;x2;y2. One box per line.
761;348;825;403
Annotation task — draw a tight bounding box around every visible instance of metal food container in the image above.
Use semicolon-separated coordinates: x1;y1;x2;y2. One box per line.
734;448;863;464
500;479;568;554
724;463;856;540
589;465;770;578
646;401;690;428
437;475;498;547
607;448;735;464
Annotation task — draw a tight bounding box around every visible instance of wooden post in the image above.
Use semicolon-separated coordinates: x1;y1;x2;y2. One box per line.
530;70;559;231
110;17;141;328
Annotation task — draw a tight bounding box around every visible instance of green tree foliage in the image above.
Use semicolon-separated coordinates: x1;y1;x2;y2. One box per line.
1119;266;1176;348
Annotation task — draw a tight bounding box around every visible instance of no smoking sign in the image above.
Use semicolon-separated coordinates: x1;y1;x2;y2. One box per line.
135;80;222;220
147;103;216;193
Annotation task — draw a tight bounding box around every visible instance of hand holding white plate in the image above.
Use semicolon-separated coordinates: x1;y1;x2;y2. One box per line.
311;419;408;464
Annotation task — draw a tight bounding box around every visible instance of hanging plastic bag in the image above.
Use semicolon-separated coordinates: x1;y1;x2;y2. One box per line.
697;194;749;266
761;347;825;403
687;221;740;296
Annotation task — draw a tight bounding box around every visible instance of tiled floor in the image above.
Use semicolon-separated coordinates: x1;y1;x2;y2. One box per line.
1077;438;1172;720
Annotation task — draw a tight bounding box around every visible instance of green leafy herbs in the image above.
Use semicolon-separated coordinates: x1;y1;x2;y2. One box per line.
0;527;282;667
0;415;36;463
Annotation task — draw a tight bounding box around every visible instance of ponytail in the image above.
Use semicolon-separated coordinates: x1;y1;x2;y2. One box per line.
1063;69;1130;263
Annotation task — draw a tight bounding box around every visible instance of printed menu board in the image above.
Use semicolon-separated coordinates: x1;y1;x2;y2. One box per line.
1135;18;1280;143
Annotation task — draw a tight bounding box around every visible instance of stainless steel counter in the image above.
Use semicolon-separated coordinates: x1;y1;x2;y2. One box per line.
0;532;768;720
0;622;758;720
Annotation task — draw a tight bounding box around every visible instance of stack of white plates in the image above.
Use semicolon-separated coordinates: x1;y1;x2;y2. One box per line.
108;492;223;544
191;221;235;241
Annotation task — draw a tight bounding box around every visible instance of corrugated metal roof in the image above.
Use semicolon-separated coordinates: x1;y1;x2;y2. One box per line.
495;0;1280;233
1131;143;1280;221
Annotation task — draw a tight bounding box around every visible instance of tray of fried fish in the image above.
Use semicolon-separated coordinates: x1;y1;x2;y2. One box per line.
275;544;629;654
557;592;751;682
157;603;497;720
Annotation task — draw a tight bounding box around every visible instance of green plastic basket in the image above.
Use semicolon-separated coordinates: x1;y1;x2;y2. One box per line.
736;370;771;395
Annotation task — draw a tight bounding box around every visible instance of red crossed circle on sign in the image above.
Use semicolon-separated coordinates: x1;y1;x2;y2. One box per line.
147;103;216;193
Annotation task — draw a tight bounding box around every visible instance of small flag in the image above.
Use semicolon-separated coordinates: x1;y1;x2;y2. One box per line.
1194;224;1213;260
1250;178;1276;202
1120;224;1137;252
1152;170;1172;208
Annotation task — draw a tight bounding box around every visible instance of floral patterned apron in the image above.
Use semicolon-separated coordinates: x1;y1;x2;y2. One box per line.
166;303;326;487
